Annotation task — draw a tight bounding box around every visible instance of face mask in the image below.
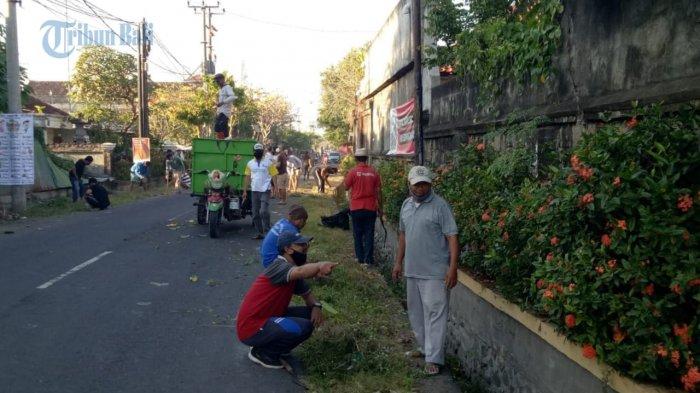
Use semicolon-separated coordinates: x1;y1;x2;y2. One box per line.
253;151;263;159
411;189;432;203
291;250;307;266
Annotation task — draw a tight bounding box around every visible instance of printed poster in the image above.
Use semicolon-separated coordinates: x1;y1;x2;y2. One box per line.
387;98;415;156
132;137;151;162
0;114;35;185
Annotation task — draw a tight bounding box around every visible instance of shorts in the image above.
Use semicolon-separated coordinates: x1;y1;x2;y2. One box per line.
277;173;289;189
214;113;229;137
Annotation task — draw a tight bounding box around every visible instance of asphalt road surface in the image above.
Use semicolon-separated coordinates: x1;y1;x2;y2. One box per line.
0;193;304;393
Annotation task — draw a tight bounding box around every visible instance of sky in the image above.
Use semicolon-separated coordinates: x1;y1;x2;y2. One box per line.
15;0;399;130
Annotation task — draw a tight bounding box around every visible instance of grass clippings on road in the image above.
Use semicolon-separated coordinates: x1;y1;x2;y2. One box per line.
293;191;417;392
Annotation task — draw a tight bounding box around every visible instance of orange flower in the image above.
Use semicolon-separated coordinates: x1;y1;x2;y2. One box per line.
671;284;683;295
538;205;548;214
546;253;554;262
613;177;622;187
625;117;638;129
681;367;700;392
601;234;612;247
671;350;681;368
617;220;627;231
568;283;576;291
657;344;668;358
607;259;617;269
683;230;691;242
643;283;655;296
582;344;596;359
550;236;560;246
577;166;594;181
481;211;491;222
678;194;693;212
565;314;576;328
476;143;486;151
674;324;691;345
566;175;576;185
502;231;510;241
536;279;546;289
613;326;626;343
595;265;605;274
543;289;554;299
689;278;700;287
579;193;594;207
497;219;506;229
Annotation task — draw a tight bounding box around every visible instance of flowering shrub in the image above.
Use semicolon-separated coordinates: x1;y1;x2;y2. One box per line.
425;106;700;390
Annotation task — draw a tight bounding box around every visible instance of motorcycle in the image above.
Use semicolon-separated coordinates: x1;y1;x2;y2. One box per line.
196;169;249;238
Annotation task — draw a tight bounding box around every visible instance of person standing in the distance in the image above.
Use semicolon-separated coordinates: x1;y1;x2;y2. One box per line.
214;73;237;140
392;166;459;376
338;148;382;265
302;151;312;181
276;150;289;205
287;152;302;192
68;155;93;202
242;143;278;239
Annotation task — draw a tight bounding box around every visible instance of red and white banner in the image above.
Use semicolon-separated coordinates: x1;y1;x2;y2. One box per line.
387;98;415;156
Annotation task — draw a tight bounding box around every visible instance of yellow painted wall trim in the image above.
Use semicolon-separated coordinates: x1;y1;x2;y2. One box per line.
456;270;681;393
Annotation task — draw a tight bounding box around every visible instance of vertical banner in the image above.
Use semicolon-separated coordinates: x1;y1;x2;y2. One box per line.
131;138;151;162
387;98;415;156
0;114;35;185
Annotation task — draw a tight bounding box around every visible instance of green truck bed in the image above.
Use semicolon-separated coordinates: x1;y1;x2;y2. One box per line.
190;138;256;196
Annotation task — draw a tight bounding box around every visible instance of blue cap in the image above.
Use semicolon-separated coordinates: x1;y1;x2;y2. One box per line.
277;231;313;249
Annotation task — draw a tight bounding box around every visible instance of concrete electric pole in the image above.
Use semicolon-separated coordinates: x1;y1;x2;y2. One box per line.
137;19;151;138
6;0;26;212
187;0;224;76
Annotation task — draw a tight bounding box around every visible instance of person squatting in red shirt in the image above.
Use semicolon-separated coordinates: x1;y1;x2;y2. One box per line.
236;231;338;369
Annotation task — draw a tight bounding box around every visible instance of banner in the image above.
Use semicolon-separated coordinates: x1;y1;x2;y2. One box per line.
0;115;35;185
132;138;151;162
387;98;415;156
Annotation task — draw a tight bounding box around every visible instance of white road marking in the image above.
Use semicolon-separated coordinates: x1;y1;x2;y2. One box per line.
37;251;113;290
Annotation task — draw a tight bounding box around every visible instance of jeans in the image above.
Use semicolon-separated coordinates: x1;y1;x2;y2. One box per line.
251;190;271;234
70;178;84;202
241;306;314;359
350;209;377;264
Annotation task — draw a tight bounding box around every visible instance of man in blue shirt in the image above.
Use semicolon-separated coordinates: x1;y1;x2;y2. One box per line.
261;205;308;268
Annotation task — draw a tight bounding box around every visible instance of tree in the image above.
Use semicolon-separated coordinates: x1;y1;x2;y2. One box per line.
68;46;138;132
317;47;365;147
254;92;294;144
277;129;321;152
149;72;252;143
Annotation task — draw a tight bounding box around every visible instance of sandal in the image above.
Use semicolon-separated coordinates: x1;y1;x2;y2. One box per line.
424;362;440;376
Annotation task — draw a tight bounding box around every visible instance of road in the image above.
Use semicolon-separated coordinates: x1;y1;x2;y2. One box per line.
0;193;303;393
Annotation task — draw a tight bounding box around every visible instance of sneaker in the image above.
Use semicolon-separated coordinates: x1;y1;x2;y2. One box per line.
248;347;283;369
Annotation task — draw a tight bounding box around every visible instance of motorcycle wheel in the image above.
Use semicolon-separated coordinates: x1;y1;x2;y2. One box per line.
208;210;221;238
197;197;207;225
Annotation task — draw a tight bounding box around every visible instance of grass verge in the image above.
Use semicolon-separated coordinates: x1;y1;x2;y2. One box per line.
17;185;173;220
293;190;417;392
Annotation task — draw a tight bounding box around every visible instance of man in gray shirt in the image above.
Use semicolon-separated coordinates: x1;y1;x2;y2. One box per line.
392;166;459;375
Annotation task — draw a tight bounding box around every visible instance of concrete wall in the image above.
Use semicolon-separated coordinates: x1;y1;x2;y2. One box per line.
425;0;700;165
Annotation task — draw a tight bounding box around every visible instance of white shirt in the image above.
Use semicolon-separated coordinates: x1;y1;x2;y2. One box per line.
217;85;236;117
245;158;278;192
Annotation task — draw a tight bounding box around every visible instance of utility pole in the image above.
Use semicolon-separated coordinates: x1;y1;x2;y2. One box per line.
6;0;26;212
412;0;424;165
187;0;224;76
137;19;151;138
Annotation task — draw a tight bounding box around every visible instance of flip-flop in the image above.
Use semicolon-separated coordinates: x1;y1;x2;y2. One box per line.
424;363;440;376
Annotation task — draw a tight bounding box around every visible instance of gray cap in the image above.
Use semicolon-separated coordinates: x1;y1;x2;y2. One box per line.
408;166;433;185
354;147;368;157
254;143;264;151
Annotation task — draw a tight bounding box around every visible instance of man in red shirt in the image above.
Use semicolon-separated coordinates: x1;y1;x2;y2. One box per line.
339;148;383;265
236;231;337;369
